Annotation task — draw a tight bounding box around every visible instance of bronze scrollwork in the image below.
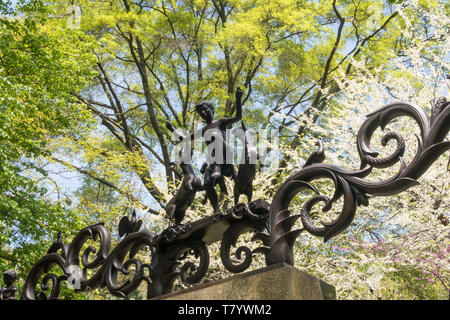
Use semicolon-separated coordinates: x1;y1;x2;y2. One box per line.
2;98;448;300
267;99;450;266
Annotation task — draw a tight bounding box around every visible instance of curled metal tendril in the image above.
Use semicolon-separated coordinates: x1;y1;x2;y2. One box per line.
21;219;155;300
220;219;268;274
268;99;450;266
177;242;210;285
145;240;210;298
300;195;333;237
11;99;448;300
76;224;111;270
109;258;145;298
21;252;65;300
37;274;67;300
103;229;156;298
361;131;406;169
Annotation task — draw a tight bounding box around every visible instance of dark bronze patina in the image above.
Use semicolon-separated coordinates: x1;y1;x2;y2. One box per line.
233;121;259;205
13;200;268;300
166;87;244;215
266;98;450;265
0;270;17;300
1;97;448;300
162;162;203;227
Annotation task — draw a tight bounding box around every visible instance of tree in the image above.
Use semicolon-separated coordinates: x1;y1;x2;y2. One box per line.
0;0;96;296
1;0;448;299
45;0;423;210
268;0;449;299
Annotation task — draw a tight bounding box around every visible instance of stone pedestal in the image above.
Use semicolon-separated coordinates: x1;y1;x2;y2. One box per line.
153;263;336;300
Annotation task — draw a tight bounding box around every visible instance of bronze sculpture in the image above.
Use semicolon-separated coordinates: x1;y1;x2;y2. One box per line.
233;121;259;205
265;98;450;266
303;140;325;168
166;87;244;215
162;162;203;226
2;96;448;300
200;162;229;207
0;270;17;300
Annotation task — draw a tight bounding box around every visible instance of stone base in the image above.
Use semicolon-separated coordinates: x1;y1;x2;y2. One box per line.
153;263;336;300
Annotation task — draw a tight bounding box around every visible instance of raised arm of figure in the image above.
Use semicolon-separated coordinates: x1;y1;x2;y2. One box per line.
221;87;243;127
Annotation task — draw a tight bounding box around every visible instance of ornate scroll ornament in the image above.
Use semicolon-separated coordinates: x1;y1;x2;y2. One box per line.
1;98;448;300
148;199;269;298
13;199;269;300
267;98;450;265
219;202;269;273
20;221;155;300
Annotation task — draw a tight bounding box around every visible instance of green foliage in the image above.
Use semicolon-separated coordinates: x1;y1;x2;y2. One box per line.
381;265;446;300
0;0;448;300
0;0;96;288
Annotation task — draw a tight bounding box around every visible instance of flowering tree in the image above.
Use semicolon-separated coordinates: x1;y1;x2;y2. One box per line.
245;0;450;299
0;0;448;300
155;0;450;296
